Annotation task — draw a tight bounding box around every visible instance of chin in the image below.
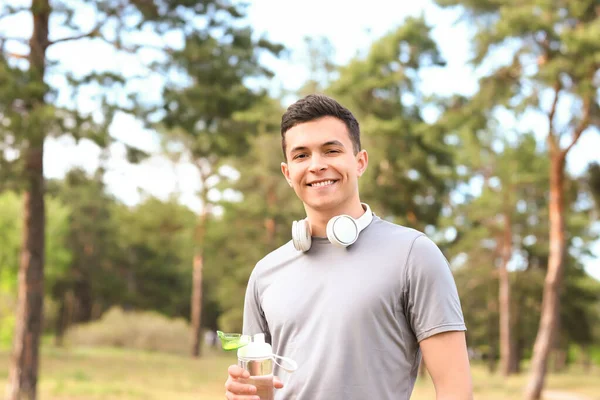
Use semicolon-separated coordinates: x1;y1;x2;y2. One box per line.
303;198;342;212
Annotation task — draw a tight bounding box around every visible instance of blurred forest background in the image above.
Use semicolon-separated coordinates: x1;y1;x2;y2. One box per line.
0;0;599;399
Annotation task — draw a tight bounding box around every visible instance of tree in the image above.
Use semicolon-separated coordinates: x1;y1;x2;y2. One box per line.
0;0;263;396
298;36;337;96
206;97;305;332
157;27;284;357
327;16;455;230
111;196;196;318
447;139;598;375
446;131;550;375
432;1;600;397
46;168;121;343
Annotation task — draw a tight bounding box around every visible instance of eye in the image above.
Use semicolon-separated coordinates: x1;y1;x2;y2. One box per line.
326;149;340;154
293;153;307;160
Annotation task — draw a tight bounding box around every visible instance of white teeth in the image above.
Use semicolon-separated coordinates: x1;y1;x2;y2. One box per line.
311;180;334;187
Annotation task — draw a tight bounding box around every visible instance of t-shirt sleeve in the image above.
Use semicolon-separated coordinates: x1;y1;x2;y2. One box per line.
404;235;466;342
242;268;271;342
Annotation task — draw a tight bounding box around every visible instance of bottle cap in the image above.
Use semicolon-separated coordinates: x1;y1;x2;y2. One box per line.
237;333;272;359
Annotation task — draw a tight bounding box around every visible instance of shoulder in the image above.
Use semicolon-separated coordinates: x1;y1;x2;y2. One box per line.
249;240;302;281
404;234;454;283
364;216;427;248
363;217;449;272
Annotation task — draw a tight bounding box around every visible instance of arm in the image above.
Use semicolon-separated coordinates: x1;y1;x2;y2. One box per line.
403;235;472;399
242;267;270;339
420;331;473;400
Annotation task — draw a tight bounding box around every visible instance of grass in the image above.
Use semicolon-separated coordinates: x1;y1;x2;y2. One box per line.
0;346;236;400
0;346;599;399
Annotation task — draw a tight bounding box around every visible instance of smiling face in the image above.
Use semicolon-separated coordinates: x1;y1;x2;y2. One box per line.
281;116;368;216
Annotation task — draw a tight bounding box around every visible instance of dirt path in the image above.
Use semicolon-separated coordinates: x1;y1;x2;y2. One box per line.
543;390;595;400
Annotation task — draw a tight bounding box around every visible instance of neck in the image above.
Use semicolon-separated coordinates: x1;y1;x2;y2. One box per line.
305;201;366;237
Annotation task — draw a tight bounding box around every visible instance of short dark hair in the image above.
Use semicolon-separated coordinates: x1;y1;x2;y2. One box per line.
280;94;361;159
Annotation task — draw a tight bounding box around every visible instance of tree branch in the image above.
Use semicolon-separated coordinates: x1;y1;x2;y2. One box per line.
0;6;29;22
48;22;103;46
48;19;175;55
546;81;561;155
96;35;174;55
96;34;140;53
4;51;28;59
0;36;29;45
562;96;592;157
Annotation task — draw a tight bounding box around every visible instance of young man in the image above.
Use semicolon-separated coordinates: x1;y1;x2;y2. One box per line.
224;94;473;400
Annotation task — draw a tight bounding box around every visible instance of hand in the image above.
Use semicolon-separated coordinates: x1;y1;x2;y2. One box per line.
225;365;284;399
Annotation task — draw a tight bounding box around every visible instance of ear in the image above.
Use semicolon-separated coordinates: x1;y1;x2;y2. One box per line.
356;149;368;177
281;162;292;186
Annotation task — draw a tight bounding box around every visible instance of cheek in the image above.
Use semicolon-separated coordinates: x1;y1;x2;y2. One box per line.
289;170;304;187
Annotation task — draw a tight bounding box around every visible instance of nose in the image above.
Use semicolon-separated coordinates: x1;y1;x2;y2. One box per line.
308;154;327;173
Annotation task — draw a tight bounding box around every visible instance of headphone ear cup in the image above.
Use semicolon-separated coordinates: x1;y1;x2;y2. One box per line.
326;215;359;247
292;219;312;252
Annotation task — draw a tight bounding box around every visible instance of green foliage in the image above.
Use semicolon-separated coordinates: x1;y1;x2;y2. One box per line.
433;0;600;130
64;307;192;355
0;192;21;293
560;266;600;346
328;17;455;229
0;192;21;347
587;162;600;210
111;197;196;318
46;168;122;327
0;0;598;375
157;3;284;165
431;1;600;377
0;191;71;346
45;195;73;296
1;169;199;344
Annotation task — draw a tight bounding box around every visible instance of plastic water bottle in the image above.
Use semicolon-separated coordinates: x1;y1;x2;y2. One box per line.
237;333;274;400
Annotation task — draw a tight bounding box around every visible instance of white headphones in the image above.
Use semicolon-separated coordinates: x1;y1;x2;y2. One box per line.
291;203;374;252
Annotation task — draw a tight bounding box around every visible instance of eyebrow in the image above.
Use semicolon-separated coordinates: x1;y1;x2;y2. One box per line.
290;140;345;154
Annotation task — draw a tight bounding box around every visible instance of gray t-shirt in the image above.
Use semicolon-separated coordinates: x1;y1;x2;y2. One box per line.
242;215;466;400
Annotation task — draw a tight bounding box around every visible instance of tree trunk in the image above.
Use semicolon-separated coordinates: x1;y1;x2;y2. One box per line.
515;336;523;374
7;150;46;400
487;292;497;374
72;277;93;323
512;287;523;374
54;295;66;347
552;348;567;373
551;315;567;373
191;206;208;358
581;345;591;373
264;183;277;248
72;243;94;323
264;217;276;248
525;153;566;400
124;267;136;311
499;210;516;376
5;2;49;399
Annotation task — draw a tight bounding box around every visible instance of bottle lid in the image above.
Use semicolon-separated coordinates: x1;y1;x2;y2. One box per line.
237;333;272;359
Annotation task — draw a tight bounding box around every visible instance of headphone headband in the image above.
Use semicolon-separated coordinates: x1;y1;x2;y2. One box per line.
355;203;374;233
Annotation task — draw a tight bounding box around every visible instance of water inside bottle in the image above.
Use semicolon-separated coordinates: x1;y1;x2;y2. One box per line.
240;374;274;400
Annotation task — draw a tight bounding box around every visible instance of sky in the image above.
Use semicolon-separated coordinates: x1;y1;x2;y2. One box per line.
1;0;599;279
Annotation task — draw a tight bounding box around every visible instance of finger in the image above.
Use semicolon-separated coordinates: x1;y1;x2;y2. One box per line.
273;376;284;389
225;391;260;400
225;380;257;396
228;364;250;379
